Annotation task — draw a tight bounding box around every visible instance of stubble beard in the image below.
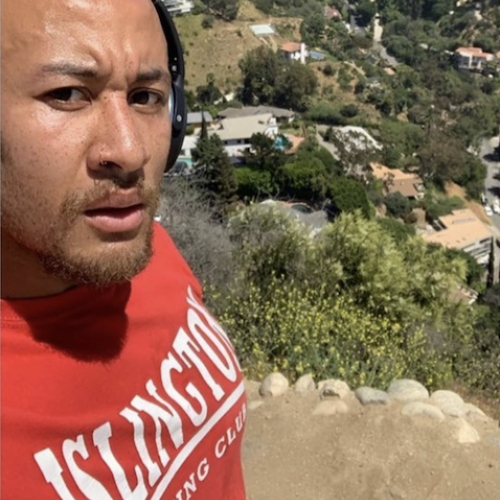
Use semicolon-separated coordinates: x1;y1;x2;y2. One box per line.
1;144;161;288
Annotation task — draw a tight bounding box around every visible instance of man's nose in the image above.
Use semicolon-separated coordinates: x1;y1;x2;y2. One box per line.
88;94;151;178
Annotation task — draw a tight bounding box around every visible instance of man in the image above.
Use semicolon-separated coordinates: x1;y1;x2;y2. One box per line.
1;0;247;499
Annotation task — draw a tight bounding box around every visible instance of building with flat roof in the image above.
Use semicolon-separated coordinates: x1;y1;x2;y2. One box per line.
159;0;193;15
455;47;496;72
369;162;424;200
218;106;295;123
210;114;279;161
423;209;494;266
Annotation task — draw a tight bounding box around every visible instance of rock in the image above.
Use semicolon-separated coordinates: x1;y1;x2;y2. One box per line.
430;390;466;417
389;485;407;499
401;402;445;421
312;399;349;416
294;374;316;394
388;379;429;402
259;372;289;398
450;418;481;444
318;379;351;399
355;387;389;406
247;400;264;411
464;403;490;422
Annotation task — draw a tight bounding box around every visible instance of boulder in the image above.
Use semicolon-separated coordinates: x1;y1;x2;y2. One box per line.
401;402;445;421
259;373;289;398
355;387;389;406
318;379;351;399
294;374;316;394
430;390;466;417
450;418;481;444
388;379;429;402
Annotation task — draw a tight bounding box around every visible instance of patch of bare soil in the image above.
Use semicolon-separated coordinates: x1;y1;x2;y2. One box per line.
242;382;500;500
175;9;303;91
445;181;490;226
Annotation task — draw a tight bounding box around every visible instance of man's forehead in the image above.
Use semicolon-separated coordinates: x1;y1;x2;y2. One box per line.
2;0;161;47
1;0;168;77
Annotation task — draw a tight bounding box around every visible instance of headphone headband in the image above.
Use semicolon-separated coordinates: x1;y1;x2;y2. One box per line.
150;0;186;171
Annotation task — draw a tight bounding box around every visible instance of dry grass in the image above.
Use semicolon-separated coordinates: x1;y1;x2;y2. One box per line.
310;60;381;121
174;4;305;91
445;181;491;226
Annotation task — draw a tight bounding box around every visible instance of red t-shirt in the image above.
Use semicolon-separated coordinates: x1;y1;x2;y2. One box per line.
1;224;247;500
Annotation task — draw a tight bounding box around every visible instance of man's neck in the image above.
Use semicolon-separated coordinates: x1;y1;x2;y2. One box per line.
1;232;72;299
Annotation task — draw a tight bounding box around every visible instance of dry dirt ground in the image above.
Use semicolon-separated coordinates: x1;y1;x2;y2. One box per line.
445;181;491;226
242;381;500;500
174;3;302;91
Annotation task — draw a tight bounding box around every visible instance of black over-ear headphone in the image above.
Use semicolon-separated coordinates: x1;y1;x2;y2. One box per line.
150;0;186;171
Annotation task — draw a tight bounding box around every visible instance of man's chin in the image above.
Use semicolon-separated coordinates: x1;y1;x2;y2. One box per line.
40;225;154;287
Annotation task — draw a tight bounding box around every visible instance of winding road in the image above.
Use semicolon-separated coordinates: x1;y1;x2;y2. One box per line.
481;136;500;232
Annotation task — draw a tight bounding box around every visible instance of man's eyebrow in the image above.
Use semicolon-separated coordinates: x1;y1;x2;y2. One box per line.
39;63;99;79
136;67;171;87
37;63;171;86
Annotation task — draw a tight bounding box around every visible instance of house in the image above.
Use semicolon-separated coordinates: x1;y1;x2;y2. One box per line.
187;111;214;132
454;47;495;72
324;5;341;20
369;162;424;200
159;0;193;15
209;114;279;161
281;42;308;65
422;209;494;266
218;106;295;124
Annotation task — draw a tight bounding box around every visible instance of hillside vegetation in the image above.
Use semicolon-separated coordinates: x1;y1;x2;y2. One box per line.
167;0;500;406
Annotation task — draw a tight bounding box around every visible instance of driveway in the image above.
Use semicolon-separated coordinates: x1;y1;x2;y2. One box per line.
481;136;500;232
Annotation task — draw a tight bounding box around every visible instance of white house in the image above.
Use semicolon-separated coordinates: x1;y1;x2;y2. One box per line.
280;42;308;65
160;0;193;15
210;114;279;161
455;47;496;72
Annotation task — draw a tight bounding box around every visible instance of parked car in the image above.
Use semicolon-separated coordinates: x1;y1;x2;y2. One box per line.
485;204;493;216
493;201;500;214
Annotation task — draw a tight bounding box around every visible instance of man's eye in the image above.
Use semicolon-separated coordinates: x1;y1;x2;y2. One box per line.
130;90;165;107
46;88;87;102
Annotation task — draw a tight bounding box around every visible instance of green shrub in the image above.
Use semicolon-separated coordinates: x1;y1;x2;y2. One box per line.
323;64;335;76
217;276;450;388
202;15;214;29
384;192;411;219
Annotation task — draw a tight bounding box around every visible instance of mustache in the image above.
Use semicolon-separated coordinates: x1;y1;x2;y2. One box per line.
61;178;160;223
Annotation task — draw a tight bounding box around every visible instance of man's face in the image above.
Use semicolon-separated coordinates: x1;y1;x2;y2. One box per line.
1;0;171;286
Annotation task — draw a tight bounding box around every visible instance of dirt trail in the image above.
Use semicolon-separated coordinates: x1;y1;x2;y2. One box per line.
242;381;500;500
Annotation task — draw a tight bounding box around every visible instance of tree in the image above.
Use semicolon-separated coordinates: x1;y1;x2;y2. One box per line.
203;0;239;20
239;47;280;105
327;177;373;219
273;61;318;111
244;133;288;173
357;0;377;26
196;80;223;105
300;13;325;45
191;134;237;211
384;192;411;219
276;158;330;202
234;167;274;199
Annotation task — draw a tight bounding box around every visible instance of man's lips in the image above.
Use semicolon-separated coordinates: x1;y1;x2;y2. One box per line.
84;204;145;233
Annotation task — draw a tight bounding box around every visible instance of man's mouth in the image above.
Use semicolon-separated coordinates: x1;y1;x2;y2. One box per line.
83;204;146;233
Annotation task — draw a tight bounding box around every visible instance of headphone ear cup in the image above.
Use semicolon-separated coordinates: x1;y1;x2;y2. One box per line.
168;91;175;124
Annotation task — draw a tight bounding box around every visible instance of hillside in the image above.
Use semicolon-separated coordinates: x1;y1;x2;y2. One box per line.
173;1;302;90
